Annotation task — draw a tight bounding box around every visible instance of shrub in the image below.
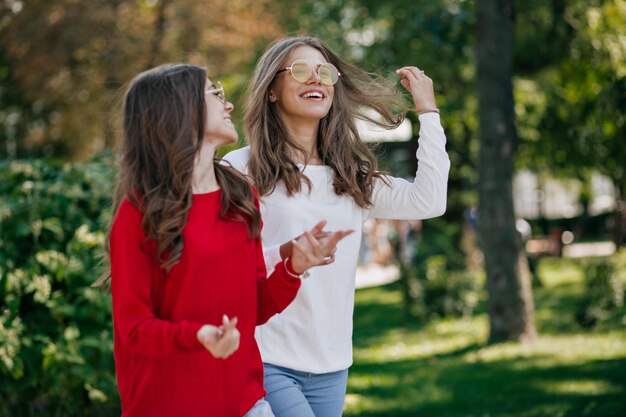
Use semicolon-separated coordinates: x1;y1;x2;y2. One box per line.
576;249;625;328
0;153;119;417
399;219;480;322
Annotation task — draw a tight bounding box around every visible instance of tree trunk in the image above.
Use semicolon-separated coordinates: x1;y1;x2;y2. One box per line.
476;0;537;342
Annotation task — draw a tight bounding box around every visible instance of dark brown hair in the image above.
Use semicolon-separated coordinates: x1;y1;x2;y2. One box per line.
244;36;409;207
97;64;259;285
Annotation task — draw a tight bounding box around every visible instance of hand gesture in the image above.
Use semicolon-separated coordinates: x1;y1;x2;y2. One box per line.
197;315;240;359
396;66;438;114
290;220;353;274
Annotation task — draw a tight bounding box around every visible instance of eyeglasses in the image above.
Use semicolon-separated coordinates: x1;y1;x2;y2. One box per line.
205;81;226;104
276;59;341;86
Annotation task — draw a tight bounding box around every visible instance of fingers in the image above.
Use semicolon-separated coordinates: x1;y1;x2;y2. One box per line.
397;69;417;92
396;66;437;114
296;229;354;269
201;316;240;359
397;66;430;80
215;316;240;358
314;231;330;240
197;324;219;346
309;220;327;236
396;66;433;92
290;238;317;272
302;231;324;256
222;314;237;327
324;229;354;251
321;253;335;265
289;221;355;272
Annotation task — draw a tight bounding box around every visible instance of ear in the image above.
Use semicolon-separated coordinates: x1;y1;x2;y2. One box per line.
269;91;277;102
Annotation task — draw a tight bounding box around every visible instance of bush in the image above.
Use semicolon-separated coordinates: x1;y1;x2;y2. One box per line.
575;249;625;328
0;154;119;416
399;219;480;322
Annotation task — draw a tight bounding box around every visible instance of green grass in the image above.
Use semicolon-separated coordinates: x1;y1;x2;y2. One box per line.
345;257;626;416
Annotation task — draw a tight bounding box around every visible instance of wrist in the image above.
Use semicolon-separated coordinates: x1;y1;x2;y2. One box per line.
284;257;310;279
279;241;292;260
418;108;440;115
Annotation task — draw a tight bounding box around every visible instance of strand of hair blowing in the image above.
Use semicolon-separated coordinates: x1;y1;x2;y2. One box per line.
244;37;409;207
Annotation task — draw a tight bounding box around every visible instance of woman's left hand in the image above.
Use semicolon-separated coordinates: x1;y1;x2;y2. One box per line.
290;226;353;274
396;66;438;114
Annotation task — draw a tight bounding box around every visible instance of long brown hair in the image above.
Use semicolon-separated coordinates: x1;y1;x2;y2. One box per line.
244;36;409;207
97;64;259;285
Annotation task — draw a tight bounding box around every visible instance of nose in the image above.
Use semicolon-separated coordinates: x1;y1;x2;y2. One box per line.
225;100;234;112
307;69;322;85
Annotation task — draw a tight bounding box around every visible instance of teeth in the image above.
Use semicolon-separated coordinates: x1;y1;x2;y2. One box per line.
302;92;323;98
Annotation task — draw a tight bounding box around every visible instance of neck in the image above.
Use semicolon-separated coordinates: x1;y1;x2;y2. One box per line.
192;144;220;194
281;117;322;165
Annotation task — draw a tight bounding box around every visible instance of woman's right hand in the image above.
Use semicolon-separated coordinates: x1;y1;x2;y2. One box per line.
396;66;438;114
197;315;240;359
289;220;353;274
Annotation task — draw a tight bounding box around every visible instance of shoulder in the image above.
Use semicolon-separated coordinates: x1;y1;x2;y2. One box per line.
112;197;144;234
221;146;251;173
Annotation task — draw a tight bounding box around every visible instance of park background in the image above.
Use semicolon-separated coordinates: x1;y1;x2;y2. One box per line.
0;0;625;416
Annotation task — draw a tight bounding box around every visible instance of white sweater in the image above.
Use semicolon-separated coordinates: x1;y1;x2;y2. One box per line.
223;112;450;373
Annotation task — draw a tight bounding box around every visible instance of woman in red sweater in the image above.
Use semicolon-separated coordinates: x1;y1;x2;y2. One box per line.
102;64;351;417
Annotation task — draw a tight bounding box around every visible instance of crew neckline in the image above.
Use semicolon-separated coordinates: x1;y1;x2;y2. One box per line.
192;188;221;197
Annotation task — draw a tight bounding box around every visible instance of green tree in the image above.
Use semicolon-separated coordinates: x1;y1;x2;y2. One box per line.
511;0;625;245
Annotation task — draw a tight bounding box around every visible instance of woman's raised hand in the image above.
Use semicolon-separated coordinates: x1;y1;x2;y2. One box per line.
196;315;240;359
396;66;438;115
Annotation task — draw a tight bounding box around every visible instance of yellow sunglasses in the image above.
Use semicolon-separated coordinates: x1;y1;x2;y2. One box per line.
276;59;341;86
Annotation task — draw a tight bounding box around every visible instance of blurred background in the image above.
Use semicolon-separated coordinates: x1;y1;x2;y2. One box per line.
1;0;625;416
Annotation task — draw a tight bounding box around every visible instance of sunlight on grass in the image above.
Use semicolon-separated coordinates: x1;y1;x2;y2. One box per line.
349;373;398;390
466;332;626;364
355;316;488;362
538;257;584;288
346;257;626;417
537;379;621;395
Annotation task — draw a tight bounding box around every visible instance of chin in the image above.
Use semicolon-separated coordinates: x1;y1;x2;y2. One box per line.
300;109;331;120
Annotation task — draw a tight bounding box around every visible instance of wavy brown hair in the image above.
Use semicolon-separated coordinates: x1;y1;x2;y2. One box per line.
245;36;410;207
96;64;259;285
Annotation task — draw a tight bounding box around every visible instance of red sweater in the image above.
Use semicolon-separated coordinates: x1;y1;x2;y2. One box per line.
110;191;301;417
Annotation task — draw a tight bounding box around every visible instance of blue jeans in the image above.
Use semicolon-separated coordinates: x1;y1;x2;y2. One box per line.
263;363;349;417
244;399;274;417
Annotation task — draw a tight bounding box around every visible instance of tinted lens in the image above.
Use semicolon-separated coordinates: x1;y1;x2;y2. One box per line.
319;63;339;85
216;82;226;103
290;60;312;83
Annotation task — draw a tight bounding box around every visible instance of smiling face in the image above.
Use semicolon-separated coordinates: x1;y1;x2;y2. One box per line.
270;46;335;126
203;78;237;147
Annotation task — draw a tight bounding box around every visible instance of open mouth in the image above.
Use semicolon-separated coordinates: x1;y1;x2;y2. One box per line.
300;91;325;99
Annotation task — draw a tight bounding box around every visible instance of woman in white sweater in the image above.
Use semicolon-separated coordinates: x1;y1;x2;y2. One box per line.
224;36;450;417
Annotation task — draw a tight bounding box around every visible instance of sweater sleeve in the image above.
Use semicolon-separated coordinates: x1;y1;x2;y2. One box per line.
261;243;282;276
365;112;450;220
255;231;301;326
110;199;204;358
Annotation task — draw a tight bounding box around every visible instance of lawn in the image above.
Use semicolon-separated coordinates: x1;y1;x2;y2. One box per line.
345;257;626;417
